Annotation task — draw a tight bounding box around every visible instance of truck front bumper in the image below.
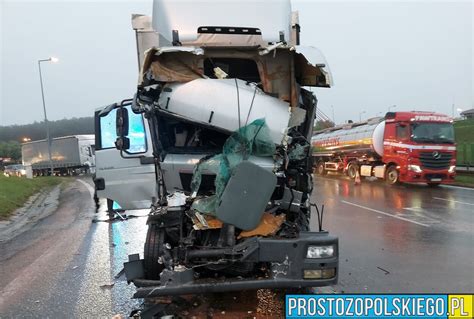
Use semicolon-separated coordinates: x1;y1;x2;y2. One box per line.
125;232;338;298
404;170;455;184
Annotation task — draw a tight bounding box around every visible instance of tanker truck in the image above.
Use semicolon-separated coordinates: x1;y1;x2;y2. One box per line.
312;111;456;186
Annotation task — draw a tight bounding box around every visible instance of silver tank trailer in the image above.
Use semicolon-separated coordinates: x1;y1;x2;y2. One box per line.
311;118;385;157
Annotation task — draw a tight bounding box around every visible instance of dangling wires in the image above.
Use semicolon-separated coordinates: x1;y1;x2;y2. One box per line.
245;84;258;126
310;203;325;232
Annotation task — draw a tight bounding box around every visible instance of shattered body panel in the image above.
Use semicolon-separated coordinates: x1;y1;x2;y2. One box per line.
122;0;338;297
158;79;290;144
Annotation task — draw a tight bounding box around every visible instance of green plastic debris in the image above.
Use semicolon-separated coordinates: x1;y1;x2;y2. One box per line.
191;119;276;214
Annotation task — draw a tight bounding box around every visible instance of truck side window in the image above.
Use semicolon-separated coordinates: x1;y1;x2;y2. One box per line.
127;108;147;154
100;108;118;149
99;105;147;153
396;124;409;140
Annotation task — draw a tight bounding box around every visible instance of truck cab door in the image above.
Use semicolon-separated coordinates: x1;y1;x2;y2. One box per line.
94;103;156;210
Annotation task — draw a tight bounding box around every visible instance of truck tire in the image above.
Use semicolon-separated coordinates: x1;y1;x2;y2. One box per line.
317;162;327;175
347;163;359;179
385;166;399;185
144;224;165;280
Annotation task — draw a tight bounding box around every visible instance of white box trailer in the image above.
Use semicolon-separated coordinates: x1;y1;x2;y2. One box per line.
22;135;95;176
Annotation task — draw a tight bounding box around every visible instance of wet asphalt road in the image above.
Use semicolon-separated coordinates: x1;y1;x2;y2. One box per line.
311;174;474;293
1;176;473;317
1;178;149;318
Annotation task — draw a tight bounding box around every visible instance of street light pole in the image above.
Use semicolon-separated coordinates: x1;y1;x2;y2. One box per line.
388;104;397;112
359;110;366;122
331;105;335;125
38;57;58;176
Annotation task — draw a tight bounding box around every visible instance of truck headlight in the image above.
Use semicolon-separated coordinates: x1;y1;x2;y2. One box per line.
408;165;422;173
448;165;456;173
306;245;334;258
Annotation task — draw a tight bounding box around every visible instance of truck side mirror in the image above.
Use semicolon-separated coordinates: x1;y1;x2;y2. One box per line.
115;136;130;150
115;107;130;151
116;107;129;137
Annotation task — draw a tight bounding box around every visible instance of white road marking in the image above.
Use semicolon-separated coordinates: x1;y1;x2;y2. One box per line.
77;179;95;198
432;197;474;206
440;185;474;192
403;207;422;212
341;200;430;227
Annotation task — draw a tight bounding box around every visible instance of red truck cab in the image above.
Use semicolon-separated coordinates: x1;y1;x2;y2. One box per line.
383;111;456;185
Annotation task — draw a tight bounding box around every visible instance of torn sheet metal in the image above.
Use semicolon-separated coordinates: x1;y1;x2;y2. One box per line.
149;56;202;82
139;47;204;85
293;46;333;87
153;46;204;56
288;107;306;128
191;212;223;230
158;78;291;144
166;192;187;207
237;213;286;239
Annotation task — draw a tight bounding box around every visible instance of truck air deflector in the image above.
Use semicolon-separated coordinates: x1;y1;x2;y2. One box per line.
152;0;291;44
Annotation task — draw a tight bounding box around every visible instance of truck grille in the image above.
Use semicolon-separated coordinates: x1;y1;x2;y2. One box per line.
425;173;446;180
419;151;452;170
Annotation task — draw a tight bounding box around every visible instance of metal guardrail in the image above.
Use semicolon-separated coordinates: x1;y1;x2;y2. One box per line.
456;166;473;174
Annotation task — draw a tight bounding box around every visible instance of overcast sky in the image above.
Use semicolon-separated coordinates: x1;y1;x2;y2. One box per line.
1;0;472;126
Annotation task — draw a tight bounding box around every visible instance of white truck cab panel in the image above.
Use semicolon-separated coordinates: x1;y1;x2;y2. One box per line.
94;102;156;210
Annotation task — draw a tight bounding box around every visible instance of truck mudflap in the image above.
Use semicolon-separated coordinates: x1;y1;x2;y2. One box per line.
124;232;338;298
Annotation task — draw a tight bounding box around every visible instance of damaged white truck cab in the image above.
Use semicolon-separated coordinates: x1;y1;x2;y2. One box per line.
112;0;338;297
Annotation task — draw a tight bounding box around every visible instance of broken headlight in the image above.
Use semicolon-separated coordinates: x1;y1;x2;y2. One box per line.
306;245;334;258
303;268;336;279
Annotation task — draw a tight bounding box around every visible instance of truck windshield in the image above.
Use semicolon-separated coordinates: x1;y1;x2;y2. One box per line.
411;123;454;144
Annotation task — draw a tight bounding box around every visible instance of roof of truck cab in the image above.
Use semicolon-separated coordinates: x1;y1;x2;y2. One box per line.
152;0;291;44
386;111;452;123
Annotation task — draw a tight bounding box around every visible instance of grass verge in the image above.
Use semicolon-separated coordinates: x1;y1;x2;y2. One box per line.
453;173;474;187
0;175;63;220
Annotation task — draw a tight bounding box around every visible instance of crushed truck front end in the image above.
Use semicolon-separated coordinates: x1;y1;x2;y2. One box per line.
127;232;338;298
120;0;338;297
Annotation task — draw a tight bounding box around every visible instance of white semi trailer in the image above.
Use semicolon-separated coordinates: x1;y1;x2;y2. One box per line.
22;135;95;176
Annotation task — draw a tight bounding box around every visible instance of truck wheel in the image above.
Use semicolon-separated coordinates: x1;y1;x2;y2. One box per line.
347;163;359;179
144;224;165;280
385;166;399;185
317;162;327;175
